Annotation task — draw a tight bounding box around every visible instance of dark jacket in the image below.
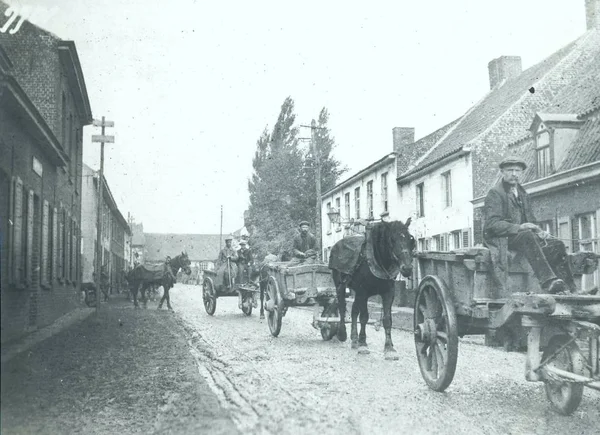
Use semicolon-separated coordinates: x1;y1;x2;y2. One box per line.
292;232;317;258
483;180;537;288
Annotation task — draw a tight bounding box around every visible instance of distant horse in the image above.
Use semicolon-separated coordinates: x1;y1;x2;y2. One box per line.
329;219;415;359
127;252;192;310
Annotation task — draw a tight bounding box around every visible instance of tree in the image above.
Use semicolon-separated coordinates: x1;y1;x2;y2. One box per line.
247;99;346;260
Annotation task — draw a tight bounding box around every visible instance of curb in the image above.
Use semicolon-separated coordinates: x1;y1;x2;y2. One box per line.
1;307;95;364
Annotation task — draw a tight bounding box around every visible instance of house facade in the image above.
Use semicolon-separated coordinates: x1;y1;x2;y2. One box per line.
0;8;93;343
80;164;131;292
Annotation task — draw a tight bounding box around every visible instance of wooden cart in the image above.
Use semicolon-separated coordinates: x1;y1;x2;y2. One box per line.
414;247;599;415
202;268;259;316
261;262;343;340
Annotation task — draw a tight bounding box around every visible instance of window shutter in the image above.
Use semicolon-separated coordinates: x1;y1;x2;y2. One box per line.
41;200;49;286
462;228;470;248
571;217;580;252
26;190;34;284
52;207;58;280
8;177;16;284
58;205;63;278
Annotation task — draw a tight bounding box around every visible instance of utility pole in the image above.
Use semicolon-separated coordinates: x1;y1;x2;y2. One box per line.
92;116;114;314
311;119;322;260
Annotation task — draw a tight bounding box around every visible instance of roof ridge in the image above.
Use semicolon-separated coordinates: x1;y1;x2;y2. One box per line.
467;31;594;151
401;96;488;175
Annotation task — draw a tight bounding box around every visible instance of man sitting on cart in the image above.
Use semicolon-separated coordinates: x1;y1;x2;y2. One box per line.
217;236;238;289
237;239;253;284
290;220;319;264
483;156;576;294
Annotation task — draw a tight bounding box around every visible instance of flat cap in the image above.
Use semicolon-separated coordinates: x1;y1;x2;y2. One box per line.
225;236;233;241
299;220;310;227
239;240;247;245
499;156;527;170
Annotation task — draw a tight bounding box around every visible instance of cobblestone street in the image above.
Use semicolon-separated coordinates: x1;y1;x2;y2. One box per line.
172;285;600;435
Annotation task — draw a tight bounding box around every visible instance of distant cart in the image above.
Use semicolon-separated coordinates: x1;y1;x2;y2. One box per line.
202;264;259;316
261;262;345;340
414;247;600;415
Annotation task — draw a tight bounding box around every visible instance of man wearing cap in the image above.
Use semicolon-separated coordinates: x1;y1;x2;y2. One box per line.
483;156;575;294
291;221;318;264
217;237;238;288
237;239;253;284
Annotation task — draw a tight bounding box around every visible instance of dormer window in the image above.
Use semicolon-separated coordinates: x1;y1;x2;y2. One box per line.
536;128;551;178
530;113;583;179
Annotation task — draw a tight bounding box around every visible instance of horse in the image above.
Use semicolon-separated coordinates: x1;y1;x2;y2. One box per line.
127;252;191;310
330;219;415;359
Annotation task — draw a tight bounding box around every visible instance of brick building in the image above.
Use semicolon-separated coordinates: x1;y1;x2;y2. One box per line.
0;6;93;343
80;164;131;293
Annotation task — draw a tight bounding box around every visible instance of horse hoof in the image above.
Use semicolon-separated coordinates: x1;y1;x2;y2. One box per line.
351;340;359;349
384;350;399;361
337;330;347;342
260;314;265;320
358;346;370;355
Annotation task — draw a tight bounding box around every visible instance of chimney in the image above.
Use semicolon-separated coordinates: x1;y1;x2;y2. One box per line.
586;0;600;30
392;127;415;154
487;56;522;89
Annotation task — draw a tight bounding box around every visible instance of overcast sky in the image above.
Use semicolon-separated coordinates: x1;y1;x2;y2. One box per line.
6;0;588;234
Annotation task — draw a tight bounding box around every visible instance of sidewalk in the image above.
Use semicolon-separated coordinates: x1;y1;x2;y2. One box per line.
1;297;239;435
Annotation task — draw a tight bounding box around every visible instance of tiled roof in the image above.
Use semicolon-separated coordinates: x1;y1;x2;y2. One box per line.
143;233;229;262
396;119;461;175
402;29;600;196
557;114;600;172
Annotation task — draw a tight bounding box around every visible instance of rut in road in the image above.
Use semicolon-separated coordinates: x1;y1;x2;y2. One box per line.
177;318;358;434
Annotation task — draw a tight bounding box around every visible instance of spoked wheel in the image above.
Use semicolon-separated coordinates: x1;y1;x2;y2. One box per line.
202;277;217;316
414;275;458;392
542;334;584;415
320;304;339;341
265;276;283;337
241;292;253;316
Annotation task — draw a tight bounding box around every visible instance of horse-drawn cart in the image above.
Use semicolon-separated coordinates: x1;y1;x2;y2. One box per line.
414;247;599;415
202;268;259;316
261;262;343;340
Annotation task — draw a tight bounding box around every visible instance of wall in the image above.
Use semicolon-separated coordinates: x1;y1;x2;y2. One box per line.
398;154;473;248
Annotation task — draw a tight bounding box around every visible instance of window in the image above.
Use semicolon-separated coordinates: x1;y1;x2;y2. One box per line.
418;238;425;251
425;238;431;251
326;202;332;232
574;213;599;290
381;173;388;212
558;218;571;253
354;187;360;219
61;93;67;150
32;194;40;285
52;207;58;281
335;197;341;230
452;230;461;250
416;183;425;217
344;193;350;220
366;180;374;219
536;130;551;178
441;171;452;208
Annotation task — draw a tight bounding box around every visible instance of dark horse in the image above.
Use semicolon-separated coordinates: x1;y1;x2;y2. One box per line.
127;252;191;309
330;219;415;359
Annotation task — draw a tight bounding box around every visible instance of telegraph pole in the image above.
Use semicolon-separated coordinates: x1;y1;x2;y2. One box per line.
92;116;114;313
311;119;322;259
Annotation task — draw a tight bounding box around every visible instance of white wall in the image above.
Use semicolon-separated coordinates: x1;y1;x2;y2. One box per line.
398;154;473;250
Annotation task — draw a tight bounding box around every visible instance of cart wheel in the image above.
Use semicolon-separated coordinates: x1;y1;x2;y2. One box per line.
266;276;283;337
320;305;339;341
241;292;253;316
203;277;217;316
414;275;458;392
542;334;584;415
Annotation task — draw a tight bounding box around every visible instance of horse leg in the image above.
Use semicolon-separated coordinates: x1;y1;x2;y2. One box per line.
157;287;165;309
166;287;173;310
334;271;347;342
350;299;360;349
357;296;370;354
259;282;265;319
381;287;398;360
133;282;141;308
